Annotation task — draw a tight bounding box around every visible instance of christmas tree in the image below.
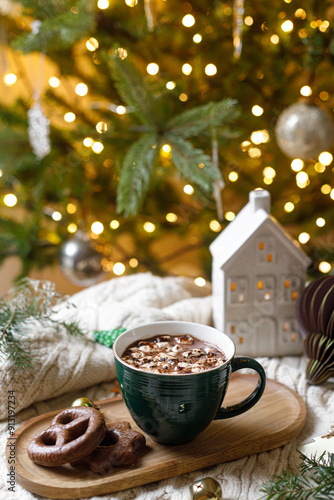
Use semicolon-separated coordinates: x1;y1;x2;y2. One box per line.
0;0;333;288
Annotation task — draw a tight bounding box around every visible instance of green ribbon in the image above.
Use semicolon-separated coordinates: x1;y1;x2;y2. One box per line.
93;327;126;348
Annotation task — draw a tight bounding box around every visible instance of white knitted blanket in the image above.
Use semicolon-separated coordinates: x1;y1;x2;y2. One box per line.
1;273;333;500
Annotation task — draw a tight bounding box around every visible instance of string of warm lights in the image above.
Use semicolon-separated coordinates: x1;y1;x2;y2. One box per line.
1;1;334;282
2;133;333;273
4;186;219;282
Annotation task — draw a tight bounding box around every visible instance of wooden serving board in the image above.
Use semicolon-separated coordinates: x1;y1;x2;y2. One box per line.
7;374;306;499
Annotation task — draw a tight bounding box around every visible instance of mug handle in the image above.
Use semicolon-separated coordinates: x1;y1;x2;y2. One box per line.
214;357;266;419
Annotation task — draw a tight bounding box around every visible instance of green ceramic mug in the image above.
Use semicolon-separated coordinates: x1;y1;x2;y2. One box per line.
113;321;266;445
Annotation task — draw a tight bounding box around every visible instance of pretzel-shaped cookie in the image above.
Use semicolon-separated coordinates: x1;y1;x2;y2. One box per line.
71;421;146;474
27;407;106;467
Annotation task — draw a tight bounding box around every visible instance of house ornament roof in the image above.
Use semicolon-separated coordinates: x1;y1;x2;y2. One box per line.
209;189;311;268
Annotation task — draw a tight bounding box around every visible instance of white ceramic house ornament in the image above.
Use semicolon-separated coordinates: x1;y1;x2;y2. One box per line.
210;189;311;357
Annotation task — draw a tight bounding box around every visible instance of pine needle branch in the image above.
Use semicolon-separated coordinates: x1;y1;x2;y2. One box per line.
165;98;240;139
106;54;163;128
260;452;334;500
12;1;95;53
166;136;222;193
116;132;158;216
103;55;239;216
0;278;86;369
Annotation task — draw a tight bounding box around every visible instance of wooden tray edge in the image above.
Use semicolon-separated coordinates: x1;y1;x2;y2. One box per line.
6;378;307;499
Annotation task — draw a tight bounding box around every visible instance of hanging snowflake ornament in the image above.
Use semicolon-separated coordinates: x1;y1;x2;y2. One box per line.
144;0;157;32
233;0;244;59
26;19;51;160
27;99;51;160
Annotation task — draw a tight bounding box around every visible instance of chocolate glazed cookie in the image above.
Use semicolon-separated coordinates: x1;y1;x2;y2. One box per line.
71;421;146;474
27;407;106;466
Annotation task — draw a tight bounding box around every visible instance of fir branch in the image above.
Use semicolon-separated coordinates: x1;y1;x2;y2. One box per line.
0;101;28;128
0;219;31;263
165;98;240;139
166;136;222;193
260;453;334;500
116;132;158;216
0;278;86;369
12;1;95;53
106;54;163;128
302;31;326;70
12;0;80;19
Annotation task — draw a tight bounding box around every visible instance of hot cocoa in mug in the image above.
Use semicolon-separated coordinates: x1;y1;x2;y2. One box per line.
121;334;228;374
113;321;266;445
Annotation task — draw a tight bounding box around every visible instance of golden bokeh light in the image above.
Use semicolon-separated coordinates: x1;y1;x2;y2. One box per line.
209;220;221;232
284;202;294;212
183;184;194;195
4;194;17;207
291;159;304;172
92;141;104;154
96;121;108;133
91;221;104;234
67;223;78;233
143;221;156;233
318;151;333;166
166;81;176;90
49;76;60;88
66;203;77;214
116;105;126;115
86;37;99;51
300;85;312;96
298;232;310;244
228;171;239;182
194;277;206;287
319;261;332;273
64;112;76;123
252;105;264;116
97;0;109;9
110;219;120;229
320;184;331;195
146;63;159;75
52;211;62;221
263;166;276;179
281;20;294;32
166;212;177;222
205;64;217;76
182;63;193;75
182;14;195;27
113;262;125;275
75;83;88;96
4;73;17;85
83;137;93;147
225;211;235;221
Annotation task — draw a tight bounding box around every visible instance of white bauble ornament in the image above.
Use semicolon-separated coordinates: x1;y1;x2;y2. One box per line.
275;102;334;160
59;231;105;287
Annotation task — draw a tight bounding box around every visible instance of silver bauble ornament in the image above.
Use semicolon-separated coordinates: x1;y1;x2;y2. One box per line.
275;102;334;160
59;231;105;287
190;477;222;500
